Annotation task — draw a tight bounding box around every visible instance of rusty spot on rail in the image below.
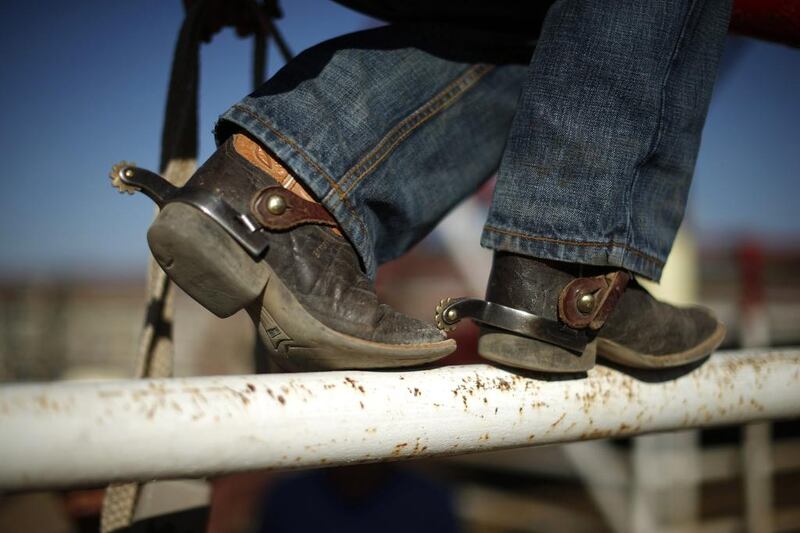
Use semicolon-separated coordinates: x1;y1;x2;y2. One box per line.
343;377;366;394
580;428;614;440
392;442;408;457
551;413;566;428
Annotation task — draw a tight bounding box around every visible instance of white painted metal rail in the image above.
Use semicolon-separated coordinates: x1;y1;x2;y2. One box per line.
0;348;798;490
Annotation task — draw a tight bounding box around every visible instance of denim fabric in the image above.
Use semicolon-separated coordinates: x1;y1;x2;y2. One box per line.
217;0;731;281
482;0;732;280
217;25;530;277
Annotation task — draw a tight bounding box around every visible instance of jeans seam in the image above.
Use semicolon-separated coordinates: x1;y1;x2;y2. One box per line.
484;225;665;268
230;104;370;239
329;64;495;208
623;0;698;265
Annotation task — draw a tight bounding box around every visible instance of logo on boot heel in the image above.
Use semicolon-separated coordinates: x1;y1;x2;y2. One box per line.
259;309;292;350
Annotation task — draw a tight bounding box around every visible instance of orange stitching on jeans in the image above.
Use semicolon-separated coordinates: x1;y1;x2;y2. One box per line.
338;64;492;192
331;64;495;207
230;105;370;239
484;225;665;267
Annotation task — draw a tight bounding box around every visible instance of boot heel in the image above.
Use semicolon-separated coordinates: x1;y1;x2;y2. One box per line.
478;328;596;373
147;202;269;317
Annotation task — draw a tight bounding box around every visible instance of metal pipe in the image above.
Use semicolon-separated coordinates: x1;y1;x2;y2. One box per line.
0;349;798;490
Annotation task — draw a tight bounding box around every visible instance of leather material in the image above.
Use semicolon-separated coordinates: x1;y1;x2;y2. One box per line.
183;137;445;345
483;251;595;353
486;251;720;357
486;252;577;323
233;133;320;204
598;279;720;356
251;186;339;231
558;271;630;330
233;133;292;183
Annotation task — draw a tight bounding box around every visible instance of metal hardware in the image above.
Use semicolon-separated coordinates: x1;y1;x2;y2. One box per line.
1;348;797;489
436;297;591;352
577;292;596;314
434;297;457;332
108;163;270;258
108;161;140;195
111;163;178;206
265;194;287;215
174;189;270;258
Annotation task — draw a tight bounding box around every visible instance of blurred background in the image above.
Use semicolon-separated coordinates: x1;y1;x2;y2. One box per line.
0;1;798;532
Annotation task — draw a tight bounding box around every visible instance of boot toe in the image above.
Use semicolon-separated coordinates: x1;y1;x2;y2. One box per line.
372;304;448;345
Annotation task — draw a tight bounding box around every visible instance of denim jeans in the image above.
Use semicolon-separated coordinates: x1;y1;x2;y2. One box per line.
216;0;732;281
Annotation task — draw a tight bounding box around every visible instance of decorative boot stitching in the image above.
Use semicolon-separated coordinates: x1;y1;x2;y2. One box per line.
229;105;369;240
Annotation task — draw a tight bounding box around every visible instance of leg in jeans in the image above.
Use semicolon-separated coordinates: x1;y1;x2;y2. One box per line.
475;0;733;371
484;0;732;279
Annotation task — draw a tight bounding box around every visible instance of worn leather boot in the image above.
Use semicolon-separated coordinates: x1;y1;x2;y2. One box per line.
476;252;725;372
146;134;455;371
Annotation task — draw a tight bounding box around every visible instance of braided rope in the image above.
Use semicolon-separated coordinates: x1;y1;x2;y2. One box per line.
99;5;203;531
99;2;288;529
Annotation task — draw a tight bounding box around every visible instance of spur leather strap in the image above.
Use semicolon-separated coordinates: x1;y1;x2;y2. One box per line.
250;186;339;231
558;272;630;330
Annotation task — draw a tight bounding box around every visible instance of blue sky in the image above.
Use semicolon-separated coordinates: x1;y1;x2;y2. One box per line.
0;1;797;280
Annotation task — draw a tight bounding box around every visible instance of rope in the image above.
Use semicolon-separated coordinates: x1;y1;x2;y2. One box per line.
100;2;288;530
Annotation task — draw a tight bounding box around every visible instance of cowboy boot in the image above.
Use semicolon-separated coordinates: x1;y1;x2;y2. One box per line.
139;133;454;371
437;251;724;372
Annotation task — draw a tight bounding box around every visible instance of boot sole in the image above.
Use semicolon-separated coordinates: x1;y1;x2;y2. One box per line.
597;320;726;369
147;202;455;371
478;328;597;373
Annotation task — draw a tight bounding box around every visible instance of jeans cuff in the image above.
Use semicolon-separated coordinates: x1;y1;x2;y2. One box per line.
481;225;664;281
215;103;378;277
